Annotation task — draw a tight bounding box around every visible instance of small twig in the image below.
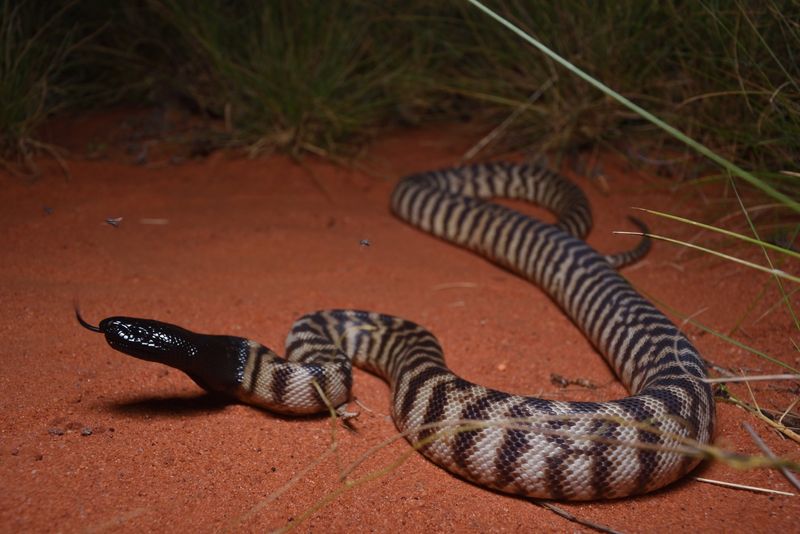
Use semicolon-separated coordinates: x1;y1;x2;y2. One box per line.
719;387;800;443
534;502;624;534
703;359;738;378
353;397;386;418
693;477;796;497
431;282;479;291
550;373;597;390
742;422;800;493
231;441;337;530
704;374;800;384
778;398;799;427
230;380;343;532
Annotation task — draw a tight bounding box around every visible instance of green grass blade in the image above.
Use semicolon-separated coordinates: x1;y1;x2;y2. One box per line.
615;231;800;284
633;207;800;261
728;176;800;331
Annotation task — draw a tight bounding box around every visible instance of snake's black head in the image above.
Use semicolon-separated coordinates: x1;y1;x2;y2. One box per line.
77;310;199;366
75;309;248;395
101;317;199;364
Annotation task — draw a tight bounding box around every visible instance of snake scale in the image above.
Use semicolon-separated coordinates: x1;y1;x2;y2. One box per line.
78;162;714;500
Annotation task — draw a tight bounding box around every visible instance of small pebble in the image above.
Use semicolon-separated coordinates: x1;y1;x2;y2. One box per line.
81;427;93;436
48;427;65;436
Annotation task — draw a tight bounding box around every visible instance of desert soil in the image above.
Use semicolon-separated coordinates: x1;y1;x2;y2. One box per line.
1;112;797;533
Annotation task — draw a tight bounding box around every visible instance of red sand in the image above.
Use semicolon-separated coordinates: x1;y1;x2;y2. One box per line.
1;116;797;532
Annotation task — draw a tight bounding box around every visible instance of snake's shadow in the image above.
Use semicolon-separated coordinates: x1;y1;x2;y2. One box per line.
107;393;332;422
108;392;233;418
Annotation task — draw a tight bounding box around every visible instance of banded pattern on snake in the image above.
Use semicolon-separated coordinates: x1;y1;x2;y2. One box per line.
78;162;714;500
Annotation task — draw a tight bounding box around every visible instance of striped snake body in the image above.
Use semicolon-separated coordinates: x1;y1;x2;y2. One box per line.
78;163;714;500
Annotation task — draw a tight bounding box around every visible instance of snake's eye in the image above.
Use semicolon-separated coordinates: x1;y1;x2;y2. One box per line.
101;318;143;343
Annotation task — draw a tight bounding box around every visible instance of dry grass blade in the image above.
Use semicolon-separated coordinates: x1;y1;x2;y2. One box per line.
632;207;800;260
615;230;800;284
742;422;800;492
693;477;796;497
255;408;800;532
705;374;800;384
638;287;798;373
461;77;555;161
229;380;341;532
535;502;624;534
720;385;800;444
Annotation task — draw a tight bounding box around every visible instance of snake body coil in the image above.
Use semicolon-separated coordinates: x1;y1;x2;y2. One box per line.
79;163;714;500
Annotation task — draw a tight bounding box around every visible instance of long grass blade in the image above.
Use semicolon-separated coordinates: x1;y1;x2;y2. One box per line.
616;231;800;284
633;207;800;261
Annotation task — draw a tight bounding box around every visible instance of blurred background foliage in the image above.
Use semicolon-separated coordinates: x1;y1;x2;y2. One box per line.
1;0;798;174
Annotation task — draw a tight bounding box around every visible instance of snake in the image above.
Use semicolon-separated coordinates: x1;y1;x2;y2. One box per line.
77;162;714;500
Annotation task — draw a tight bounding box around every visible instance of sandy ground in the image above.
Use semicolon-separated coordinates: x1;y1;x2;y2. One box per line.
1;114;798;533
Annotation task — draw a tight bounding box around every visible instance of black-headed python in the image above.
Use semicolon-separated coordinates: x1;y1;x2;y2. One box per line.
77;163;714;500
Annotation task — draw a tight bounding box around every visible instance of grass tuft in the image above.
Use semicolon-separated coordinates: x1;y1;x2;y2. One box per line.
1;1;797;167
0;0;86;173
